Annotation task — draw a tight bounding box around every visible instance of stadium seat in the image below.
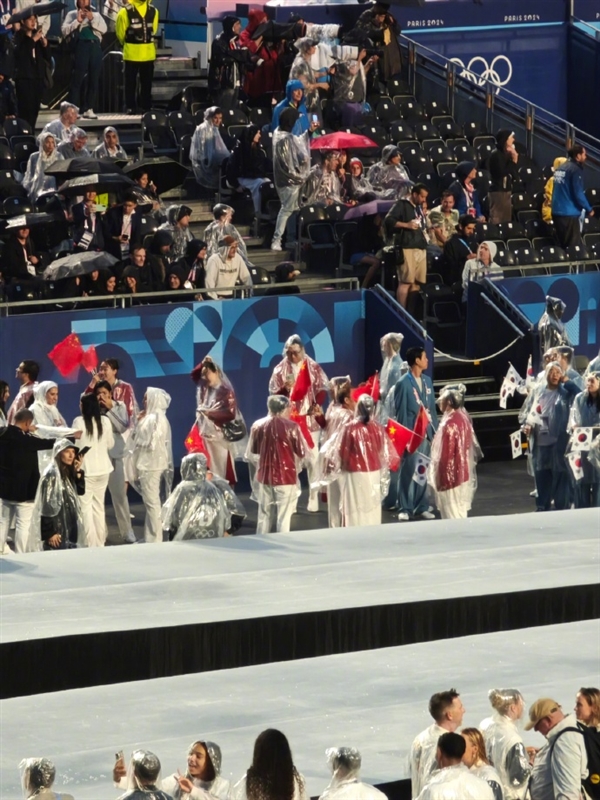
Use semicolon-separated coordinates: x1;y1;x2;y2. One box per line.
412;121;440;141
4;117;33;145
258;181;280;225
249;107;271;127
376;99;400;124
512;193;535;214
142;110;177;155
426;102;450;119
425;142;456;164
12;141;35;173
0;142;14;170
399;99;425;119
432;116;463;139
168;110;195;144
389;121;415;142
387;77;410;97
223;108;248;127
538;245;568;274
249;266;271;285
179;134;192;166
3;196;33;216
565;244;592;262
463;120;487;141
182;84;206;114
498;221;526;240
451;142;477;162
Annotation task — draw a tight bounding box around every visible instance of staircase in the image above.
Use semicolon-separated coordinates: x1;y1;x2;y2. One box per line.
151;55;207;109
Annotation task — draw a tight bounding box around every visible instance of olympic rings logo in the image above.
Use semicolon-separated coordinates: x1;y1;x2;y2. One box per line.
450;55;513;94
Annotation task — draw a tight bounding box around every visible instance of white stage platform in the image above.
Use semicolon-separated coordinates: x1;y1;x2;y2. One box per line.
2;509;599;645
1;621;597;800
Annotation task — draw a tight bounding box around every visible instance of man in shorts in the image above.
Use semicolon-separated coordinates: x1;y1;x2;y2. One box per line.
384;182;429;311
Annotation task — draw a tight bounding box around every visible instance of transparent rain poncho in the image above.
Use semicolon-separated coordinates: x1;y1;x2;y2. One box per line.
204;206;251;267
28;438;85;553
379;332;407;405
269;335;330;431
417;764;494;800
162;740;231;800
22;131;64;202
125;387;173;500
190;108;231;190
193;359;248;461
331;59;367;105
158;205;194;260
319;747;386;800
290;42;320;110
162;453;232;540
585;351;600;377
118;750;172;800
30;381;78;473
367;146;411;200
345;158;375;203
537;296;571;356
481;703;531;800
302;162;343;206
19;757;74;800
273;128;311;189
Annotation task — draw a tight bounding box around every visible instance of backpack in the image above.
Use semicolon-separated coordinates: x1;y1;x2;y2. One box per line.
551;724;600;799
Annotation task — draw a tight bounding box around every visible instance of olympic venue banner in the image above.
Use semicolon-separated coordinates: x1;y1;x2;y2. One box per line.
498;273;600;361
572;0;600;22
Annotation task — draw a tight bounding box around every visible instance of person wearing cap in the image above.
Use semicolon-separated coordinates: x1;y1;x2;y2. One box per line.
488;129;520;224
416;731;492;800
205;236;253;300
12;11;52;129
62;0;107;120
521;361;580;512
115;0;159;114
526;698;588;800
265;262;301;296
461;241;503;302
57;126;91;159
542;157;568;224
552;144;594;250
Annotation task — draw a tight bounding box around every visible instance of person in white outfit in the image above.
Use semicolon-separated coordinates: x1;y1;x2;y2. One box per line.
461;727;504;800
480;688;531;800
320;377;355;529
410;689;465;799
125;387;173;543
416;732;494;800
232;728;308;800
93;380;136;543
116;750;172;800
30;381;79;473
319;747;387;800
19;757;75;800
72;392;114;547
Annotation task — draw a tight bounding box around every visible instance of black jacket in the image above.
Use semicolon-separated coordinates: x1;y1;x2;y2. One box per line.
0;426;55;503
13;30;51;82
442;232;478;286
72;202;105;251
1;234;40;282
0;77;17;122
102;206;143;259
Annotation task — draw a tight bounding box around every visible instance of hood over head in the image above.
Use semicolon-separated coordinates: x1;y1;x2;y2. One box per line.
181;452;208;481
285;79;305;101
145;386;171;414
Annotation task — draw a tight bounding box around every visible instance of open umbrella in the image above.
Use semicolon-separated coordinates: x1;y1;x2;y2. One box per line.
43;251;119;280
123;157;191;194
57;173;136;196
46;157;127;179
8;0;65;23
0;211;62;234
310;132;378;150
344;199;395;219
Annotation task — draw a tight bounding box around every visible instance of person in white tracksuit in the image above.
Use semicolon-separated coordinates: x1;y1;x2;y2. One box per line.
319;747;387;800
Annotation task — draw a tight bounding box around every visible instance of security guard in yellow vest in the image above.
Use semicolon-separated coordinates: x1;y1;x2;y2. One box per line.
116;0;159;113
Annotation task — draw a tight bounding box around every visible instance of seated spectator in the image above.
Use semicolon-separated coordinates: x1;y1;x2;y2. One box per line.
227;124;271;216
181;239;207;289
42;101;79;142
93;125;128;160
19;757;75;800
302;150;343;206
447;162;485;220
461;240;503;301
427;191;459;248
204;203;253;268
22;131;64;202
343;158;376;204
205;235;253;299
103;192;142;259
147;230;174;285
190;106;230;190
367;146;411;200
120;265;142;298
131;170;163;219
57;126;90;159
0;72;18;123
271;79;312;135
165;264;192;291
265;261;301;295
72;191;105;251
121;245;164;292
82;269;109;296
102;271;117;296
441;214;478;288
2;226;44;298
542;156;567;224
158;204;193;260
319;747;386;800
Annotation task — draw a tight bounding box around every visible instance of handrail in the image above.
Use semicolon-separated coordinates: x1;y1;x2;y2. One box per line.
481;294;526;339
0;277;360;316
370;284;432;340
480;277;534;331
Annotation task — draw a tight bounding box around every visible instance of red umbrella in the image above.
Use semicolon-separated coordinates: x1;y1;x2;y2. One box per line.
310;132;378;150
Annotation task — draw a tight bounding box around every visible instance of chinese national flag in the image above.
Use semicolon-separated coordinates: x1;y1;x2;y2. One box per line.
80;346;98;373
290;361;312;402
351;373;380;403
386;418;413;458
407;406;429;454
370;372;380;404
289;410;314;448
184;424;210;463
47;333;85;377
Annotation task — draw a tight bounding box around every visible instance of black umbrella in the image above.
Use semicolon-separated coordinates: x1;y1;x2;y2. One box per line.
0;212;62;234
43;251;119;280
57;173;136;196
46;157;127;179
8;0;66;23
123;158;190;194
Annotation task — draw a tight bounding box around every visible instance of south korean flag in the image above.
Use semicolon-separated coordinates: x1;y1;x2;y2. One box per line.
412;453;431;485
510;430;523;459
499;379;512;410
566;451;584;481
526;402;544;427
571;427;594;451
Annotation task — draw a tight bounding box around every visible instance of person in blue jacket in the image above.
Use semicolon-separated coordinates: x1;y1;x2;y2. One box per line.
551;144;594;249
390;346;438;520
271;79;311;135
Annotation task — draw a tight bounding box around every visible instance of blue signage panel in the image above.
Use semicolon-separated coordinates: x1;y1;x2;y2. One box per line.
573;0;600;22
393;0;568;30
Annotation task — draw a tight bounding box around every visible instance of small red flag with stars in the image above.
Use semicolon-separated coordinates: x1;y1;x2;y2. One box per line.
184;424;210;463
47;333;85;377
386;418;413;458
407;405;429;454
80;346;98;374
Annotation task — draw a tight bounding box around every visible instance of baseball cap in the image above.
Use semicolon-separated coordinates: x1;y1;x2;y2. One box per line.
524;698;561;730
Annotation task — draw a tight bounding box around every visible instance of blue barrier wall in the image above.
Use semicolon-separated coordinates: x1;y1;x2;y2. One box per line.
498;273;600;361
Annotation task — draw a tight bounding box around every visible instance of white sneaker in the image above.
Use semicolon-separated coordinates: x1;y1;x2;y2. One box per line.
420;511;436;520
529;489;538;497
271;241;282;251
83;109;98;119
398;512;410;521
124;530;137;544
2;542;12;555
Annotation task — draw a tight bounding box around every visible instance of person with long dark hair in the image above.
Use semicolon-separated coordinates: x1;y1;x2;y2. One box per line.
233;729;308;800
568;371;600;508
0;379;9;427
72;392;114;546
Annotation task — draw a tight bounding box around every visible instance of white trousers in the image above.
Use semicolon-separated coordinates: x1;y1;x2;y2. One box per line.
107;457;133;538
328;480;342;529
436;484;471;519
0;500;35;553
139;470;163;543
304;432;321;512
256;484;298;534
340;470;382;528
79;473;110;547
206;439;236;482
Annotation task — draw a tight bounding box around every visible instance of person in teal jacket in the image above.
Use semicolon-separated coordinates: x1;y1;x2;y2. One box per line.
271;79;311;135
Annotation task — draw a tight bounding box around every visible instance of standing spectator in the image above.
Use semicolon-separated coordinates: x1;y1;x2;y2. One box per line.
13;12;51;129
62;0;107;119
0;380;8;427
13;0;51;35
480;688;531;800
384;182;428;309
427;192;459;247
34;438;86;551
551;145;594;249
290;37;326;114
205;236;253;300
461;241;503;302
427;383;481;519
537;296;571;357
72;393;114;547
416;732;493;800
319;747;387;800
205;204;253;268
246;395;306;534
93;125;129;159
553;345;584;390
568;372;600;508
271;107;311;252
207;15;253;105
409;689;465;799
526;698;589;800
126;387;173;544
488;129;519;224
368;146;412;200
57;126;91;159
441;214;478;289
43;101;80;142
226;125;270;217
190;106;230;191
0;408;55;554
116;0;158;114
575;687;600;730
461;728;504;800
93;379;136;543
0;71;18;123
103;193;142;259
346;4;401;81
19;757;75;800
447;162;485;220
85;357;139;427
320;377;354;528
541;157;567;224
158;204;193;260
6;359;39;425
271;80;312;135
232;729;308;800
239;9;282;102
22;131;64;202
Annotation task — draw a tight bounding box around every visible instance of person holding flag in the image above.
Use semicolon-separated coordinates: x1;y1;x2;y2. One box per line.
428;384;482;519
269;335;329;512
567;371;600;508
319;377;356;528
389;346;438;521
378;333;406;414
